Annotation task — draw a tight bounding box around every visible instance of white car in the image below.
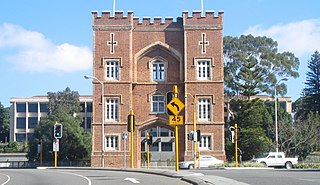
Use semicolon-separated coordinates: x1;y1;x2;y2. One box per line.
253;152;298;169
179;155;224;169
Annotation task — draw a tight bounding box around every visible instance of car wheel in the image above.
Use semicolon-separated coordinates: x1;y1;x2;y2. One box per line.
260;162;267;167
285;162;292;169
188;164;194;169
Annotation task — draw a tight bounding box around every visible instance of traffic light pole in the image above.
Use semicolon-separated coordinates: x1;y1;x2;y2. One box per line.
146;132;150;169
173;86;179;172
130;109;134;168
235;123;238;168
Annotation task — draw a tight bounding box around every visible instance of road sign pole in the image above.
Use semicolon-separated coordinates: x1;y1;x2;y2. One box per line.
54;151;57;167
175;125;179;172
235;123;238;168
130;109;134;168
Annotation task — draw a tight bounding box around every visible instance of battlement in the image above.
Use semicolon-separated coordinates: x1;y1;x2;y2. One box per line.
92;10;223;28
92;10;134;26
182;10;224;26
132;16;183;26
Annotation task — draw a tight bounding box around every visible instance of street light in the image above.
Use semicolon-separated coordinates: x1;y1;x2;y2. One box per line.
274;78;288;153
84;75;105;167
185;93;197;167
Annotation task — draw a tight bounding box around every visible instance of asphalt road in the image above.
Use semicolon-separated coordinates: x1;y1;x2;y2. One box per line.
191;168;320;185
0;169;191;185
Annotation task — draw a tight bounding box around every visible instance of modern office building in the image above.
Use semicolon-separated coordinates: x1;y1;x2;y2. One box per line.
10;96;92;142
90;10;225;167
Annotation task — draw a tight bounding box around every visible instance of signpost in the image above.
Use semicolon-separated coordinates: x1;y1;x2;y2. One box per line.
53;122;62;168
167;85;185;171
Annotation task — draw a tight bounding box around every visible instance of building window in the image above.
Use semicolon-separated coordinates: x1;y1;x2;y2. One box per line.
28;117;38;129
152;62;165;81
197;60;211;80
106;60;119;80
106;99;118;121
86;117;92;130
87;102;93;112
152;95;165;113
106;136;119;150
16;103;26;113
161;142;173;152
28;103;38;113
40;103;48;113
16;118;26;129
199;135;211;150
198;98;211;121
16;134;26;142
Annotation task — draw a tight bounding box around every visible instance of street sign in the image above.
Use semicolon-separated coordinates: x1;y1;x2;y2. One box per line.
53;139;59;152
167;97;185;115
169;115;184;125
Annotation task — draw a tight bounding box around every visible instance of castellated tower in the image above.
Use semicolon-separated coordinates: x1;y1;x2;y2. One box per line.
91;10;225;168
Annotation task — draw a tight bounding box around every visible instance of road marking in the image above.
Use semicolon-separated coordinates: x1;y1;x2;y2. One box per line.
0;173;10;185
124;177;140;184
59;171;92;185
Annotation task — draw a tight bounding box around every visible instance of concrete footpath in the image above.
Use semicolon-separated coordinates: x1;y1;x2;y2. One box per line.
41;167;249;185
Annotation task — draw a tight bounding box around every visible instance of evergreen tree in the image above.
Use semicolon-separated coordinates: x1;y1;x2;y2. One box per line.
0;102;10;143
224;35;299;98
303;50;320;113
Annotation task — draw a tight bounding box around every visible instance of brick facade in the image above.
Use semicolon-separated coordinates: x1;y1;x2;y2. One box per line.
91;10;225;167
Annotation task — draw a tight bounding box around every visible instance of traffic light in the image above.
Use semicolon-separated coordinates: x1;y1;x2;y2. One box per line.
146;132;153;145
196;130;201;142
187;131;194;140
53;124;63;139
166;92;174;115
127;114;135;132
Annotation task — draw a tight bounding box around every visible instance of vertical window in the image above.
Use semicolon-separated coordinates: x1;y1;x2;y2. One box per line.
40;103;48;113
106;99;118;121
106;60;119;80
199;135;211;150
198;98;211;121
106;136;119;150
152;95;165;113
153;62;165;81
16;118;26;129
28;117;38;129
28;103;38;113
197;60;211;80
16;103;26;113
16;134;26;142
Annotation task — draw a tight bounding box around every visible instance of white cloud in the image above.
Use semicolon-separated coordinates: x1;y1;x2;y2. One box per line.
0;23;92;73
245;19;320;57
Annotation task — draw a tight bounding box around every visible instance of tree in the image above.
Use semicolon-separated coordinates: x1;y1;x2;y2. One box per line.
224;35;299;99
0;102;10;143
302;50;320;114
293;113;320;160
27;88;91;162
226;99;273;161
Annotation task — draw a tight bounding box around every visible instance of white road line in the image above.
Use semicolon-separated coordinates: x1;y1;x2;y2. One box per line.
124;177;140;184
0;173;10;185
59;171;91;185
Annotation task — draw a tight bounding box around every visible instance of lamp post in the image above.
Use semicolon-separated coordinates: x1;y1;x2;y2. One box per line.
185;93;197;167
84;75;105;167
274;78;288;153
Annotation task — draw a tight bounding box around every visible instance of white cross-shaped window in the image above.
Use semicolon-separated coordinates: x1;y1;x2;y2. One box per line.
107;33;117;54
199;33;209;54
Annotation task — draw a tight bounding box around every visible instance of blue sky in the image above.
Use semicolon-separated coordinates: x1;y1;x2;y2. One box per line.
0;0;319;107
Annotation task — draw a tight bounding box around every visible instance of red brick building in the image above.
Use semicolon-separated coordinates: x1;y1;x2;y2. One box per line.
90;10;225;167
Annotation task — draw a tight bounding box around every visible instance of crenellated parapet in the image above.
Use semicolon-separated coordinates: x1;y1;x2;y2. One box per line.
92;10;134;27
92;10;224;31
132;16;183;30
183;10;224;29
